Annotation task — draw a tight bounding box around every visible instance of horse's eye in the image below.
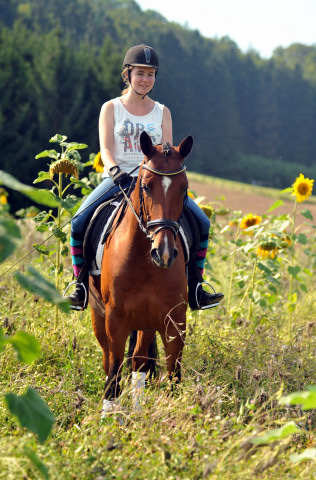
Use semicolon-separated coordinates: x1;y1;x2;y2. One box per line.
142;183;151;195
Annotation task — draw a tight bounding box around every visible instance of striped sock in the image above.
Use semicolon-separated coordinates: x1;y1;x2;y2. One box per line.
70;236;84;278
195;239;208;276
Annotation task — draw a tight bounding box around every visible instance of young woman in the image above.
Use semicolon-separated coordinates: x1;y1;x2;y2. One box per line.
66;44;224;310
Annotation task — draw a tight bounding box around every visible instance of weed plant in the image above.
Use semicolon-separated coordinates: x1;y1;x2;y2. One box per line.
0;166;315;479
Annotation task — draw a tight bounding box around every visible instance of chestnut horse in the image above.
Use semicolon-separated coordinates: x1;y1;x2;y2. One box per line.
88;131;193;410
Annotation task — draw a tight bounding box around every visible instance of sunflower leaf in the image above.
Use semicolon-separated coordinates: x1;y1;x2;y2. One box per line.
35;150;60;160
279;387;316;410
33;172;51;184
9;332;41;364
250;421;299;445
0;217;22;262
0;327;8;353
288;266;301;277
49;134;67;143
14;267;70;313
290;448;316;464
66;142;88;151
24;447;50;479
300;209;313;221
0;171;60;207
268;199;284;212
5;388;55;443
297;233;307;245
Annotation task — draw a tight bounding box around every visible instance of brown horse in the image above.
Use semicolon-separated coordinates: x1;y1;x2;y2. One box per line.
88;131;193;410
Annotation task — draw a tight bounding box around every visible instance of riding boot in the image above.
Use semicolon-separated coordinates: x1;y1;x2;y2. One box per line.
65;282;88;310
64;262;89;311
188;263;224;310
188;279;224;310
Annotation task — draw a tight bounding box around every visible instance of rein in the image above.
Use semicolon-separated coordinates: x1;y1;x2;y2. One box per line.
120;163;187;242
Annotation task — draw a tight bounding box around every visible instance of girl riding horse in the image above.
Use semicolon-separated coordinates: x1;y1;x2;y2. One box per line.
65;43;224;310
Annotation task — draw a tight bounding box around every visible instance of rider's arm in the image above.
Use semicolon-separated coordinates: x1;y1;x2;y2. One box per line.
99;101;117;172
161;106;173;144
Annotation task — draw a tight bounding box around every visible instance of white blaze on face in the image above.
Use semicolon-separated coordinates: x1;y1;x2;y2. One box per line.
161;233;170;265
162;175;172;198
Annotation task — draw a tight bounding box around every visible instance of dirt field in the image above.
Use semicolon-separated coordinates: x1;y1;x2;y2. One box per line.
189;178;316;219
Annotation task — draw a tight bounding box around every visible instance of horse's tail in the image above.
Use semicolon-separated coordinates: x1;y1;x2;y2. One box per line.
127;330;158;379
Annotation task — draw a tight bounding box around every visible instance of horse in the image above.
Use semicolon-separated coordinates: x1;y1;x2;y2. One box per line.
88;131;193;412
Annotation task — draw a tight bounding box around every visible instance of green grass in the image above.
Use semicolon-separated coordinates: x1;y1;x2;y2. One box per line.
1;180;316;479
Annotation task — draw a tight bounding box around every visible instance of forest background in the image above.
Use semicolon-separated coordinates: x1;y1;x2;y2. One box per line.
1;0;316;211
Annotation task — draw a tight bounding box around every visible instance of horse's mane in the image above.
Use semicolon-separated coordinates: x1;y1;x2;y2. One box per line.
162;142;171;157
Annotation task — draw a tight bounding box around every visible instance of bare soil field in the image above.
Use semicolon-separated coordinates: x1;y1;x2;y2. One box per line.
188;175;316;219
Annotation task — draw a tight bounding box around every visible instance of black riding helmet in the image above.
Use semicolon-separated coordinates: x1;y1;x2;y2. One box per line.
123;45;159;97
123;44;159;73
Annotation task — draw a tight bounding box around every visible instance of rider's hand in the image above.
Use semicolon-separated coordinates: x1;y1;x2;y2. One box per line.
109;166;131;187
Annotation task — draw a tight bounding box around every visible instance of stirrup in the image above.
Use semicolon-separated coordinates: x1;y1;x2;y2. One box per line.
195;281;222;310
63;281;88;311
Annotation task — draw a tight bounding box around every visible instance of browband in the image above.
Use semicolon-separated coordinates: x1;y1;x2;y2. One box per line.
141;165;186;176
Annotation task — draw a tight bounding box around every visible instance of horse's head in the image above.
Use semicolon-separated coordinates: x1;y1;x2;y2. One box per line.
139;131;193;268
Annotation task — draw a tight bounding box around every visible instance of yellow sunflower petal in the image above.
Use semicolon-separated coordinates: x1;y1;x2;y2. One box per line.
0;194;8;205
93;152;104;173
240;213;262;231
292;173;314;203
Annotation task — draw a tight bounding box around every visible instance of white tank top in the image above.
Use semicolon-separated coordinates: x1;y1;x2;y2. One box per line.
103;97;164;177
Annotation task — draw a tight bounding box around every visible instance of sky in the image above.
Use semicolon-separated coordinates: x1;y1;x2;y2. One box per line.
136;0;316;58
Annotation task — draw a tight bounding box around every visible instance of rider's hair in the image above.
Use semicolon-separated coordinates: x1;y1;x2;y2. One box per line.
121;67;132;95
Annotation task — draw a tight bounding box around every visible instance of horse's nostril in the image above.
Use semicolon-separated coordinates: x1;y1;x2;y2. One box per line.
151;248;162;265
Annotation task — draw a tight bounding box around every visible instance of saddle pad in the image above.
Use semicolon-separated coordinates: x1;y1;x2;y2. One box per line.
83;199;122;276
92;203;121;274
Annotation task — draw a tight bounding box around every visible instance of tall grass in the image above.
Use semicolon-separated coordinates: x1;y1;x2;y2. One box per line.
0;173;315;479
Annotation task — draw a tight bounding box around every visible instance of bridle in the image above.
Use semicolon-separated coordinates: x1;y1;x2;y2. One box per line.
119;162;187;243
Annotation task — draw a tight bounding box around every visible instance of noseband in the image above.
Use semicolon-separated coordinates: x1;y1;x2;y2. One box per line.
140;163;187;242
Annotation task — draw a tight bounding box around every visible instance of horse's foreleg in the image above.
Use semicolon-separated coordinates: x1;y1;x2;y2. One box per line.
132;330;156;372
130;330;157;409
104;321;129;401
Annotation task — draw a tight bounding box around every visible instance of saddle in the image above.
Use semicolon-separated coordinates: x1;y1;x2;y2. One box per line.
82;195;200;277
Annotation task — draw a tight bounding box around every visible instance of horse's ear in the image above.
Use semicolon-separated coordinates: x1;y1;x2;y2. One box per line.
140;131;154;158
178;136;193;159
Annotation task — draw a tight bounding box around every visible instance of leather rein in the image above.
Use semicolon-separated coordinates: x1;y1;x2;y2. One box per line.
119;163;187;242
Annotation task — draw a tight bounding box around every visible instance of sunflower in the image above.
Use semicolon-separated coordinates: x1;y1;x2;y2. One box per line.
0;194;7;205
292;173;314;203
93;152;104;173
200;204;214;219
49;159;79;179
0;188;8;205
256;239;278;259
240;213;262;231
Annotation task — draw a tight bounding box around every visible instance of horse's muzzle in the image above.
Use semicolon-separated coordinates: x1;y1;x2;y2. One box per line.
150;245;178;268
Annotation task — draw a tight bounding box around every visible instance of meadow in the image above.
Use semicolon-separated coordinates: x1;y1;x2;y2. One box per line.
0;161;315;479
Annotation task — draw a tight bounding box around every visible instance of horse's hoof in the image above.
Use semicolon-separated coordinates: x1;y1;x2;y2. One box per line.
101;399;123;425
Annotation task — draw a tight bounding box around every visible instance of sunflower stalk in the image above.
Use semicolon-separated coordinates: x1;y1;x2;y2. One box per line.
247;257;258;323
54;173;63;329
226;226;240;312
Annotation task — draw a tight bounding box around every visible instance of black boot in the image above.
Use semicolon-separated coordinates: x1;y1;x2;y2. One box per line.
64;282;87;310
188;280;224;310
